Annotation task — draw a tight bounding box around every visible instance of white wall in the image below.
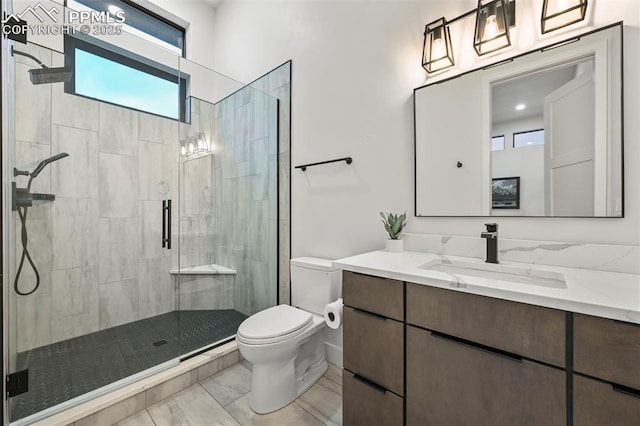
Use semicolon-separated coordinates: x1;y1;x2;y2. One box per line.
492;116;545;216
145;0;217;69
209;0;640;256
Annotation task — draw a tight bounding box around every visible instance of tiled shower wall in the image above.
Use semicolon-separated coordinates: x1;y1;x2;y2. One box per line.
13;45;178;352
179;62;292;316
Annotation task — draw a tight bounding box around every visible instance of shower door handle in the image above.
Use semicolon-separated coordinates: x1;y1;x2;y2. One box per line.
162;199;172;249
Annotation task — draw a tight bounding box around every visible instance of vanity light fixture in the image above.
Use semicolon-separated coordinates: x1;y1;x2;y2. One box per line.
422;17;455;74
474;0;516;56
541;0;588;34
180;132;210;158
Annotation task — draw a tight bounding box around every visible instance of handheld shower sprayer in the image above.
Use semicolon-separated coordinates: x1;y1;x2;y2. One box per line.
14;153;70;296
31;153;70;178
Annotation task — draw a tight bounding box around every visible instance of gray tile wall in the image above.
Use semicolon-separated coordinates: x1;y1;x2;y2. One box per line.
12;44;179;351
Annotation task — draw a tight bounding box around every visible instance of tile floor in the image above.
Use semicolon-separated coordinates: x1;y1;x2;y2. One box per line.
117;361;343;426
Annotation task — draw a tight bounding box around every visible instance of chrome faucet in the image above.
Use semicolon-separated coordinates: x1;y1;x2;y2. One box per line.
481;223;499;264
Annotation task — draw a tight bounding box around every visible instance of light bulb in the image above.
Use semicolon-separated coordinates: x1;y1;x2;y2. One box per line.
188;142;195;153
181;145;187;156
557;0;569;11
484;14;498;40
197;138;205;149
432;37;445;60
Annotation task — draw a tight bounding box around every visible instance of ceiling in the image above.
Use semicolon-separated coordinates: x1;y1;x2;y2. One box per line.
201;0;224;9
491;59;593;125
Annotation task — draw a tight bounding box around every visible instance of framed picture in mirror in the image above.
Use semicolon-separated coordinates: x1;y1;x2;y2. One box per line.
492;177;520;209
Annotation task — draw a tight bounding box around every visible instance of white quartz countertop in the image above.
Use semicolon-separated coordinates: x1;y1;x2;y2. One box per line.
333;250;640;324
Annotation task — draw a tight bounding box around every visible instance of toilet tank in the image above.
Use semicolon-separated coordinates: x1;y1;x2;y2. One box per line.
290;257;342;315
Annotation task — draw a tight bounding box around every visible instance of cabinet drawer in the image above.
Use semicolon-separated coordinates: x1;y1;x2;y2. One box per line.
343;369;403;426
406;283;565;367
406;325;566;426
574;374;640;426
574;313;640;390
343;307;403;395
343;271;403;321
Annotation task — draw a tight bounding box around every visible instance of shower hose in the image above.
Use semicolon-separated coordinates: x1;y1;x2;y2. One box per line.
14;176;40;296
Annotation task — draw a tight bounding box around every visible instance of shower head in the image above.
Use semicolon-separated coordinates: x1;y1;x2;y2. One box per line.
29;67;73;85
31;153;69;178
11;46;73;85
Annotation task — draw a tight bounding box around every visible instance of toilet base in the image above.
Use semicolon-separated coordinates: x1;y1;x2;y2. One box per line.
247;327;327;414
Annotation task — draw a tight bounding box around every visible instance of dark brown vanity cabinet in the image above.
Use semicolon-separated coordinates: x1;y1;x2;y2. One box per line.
343;271;404;425
405;283;566;425
406;325;566;425
342;271;639;425
573;313;640;424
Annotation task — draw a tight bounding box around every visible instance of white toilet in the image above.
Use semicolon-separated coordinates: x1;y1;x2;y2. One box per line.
237;257;341;414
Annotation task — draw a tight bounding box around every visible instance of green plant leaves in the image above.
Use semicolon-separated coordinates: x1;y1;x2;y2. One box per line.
379;211;407;240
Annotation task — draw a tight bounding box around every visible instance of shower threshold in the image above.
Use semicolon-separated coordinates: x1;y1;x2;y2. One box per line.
10;309;247;422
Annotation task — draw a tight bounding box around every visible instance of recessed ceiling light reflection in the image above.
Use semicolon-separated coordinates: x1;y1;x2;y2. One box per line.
108;5;123;15
515;103;526;111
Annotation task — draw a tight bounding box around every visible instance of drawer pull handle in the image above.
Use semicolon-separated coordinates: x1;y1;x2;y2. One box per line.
354;309;387;321
613;319;640;328
430;331;523;363
352;374;387;394
612;383;640;399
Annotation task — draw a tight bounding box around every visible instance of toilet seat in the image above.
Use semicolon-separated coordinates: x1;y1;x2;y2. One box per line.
237;305;313;345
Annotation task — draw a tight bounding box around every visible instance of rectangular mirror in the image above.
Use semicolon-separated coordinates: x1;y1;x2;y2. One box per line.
414;23;623;217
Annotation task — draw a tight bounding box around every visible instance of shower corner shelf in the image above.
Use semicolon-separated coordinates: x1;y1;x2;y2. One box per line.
169;264;237;275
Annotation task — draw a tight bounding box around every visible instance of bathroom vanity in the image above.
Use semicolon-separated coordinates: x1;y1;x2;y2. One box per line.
336;250;640;425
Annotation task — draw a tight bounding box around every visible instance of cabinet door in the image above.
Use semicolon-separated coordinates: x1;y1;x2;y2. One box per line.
343;370;403;426
406;283;566;367
574;374;640;426
406;325;566;426
343;271;403;321
343;307;404;395
574;313;640;390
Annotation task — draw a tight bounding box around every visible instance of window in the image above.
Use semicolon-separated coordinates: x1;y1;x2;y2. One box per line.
491;135;505;151
68;0;185;56
64;36;186;121
513;129;544;148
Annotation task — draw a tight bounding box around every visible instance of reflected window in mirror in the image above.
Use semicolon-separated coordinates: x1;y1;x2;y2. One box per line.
491;135;505;151
513;129;544;148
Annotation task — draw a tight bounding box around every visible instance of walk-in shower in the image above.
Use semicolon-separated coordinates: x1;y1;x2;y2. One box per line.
3;19;289;424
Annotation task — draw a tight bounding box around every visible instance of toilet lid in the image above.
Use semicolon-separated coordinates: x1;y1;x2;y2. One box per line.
237;305;312;341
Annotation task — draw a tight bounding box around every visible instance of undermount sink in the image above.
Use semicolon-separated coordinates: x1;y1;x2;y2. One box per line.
418;259;567;288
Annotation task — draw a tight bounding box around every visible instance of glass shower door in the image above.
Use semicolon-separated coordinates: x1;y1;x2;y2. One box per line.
176;58;279;357
5;31;183;423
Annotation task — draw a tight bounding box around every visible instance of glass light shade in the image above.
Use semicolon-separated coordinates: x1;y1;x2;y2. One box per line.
541;0;587;34
194;132;209;152
422;17;455;73
474;0;514;56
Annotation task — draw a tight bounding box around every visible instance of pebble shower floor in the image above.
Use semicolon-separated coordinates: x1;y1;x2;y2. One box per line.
10;309;247;421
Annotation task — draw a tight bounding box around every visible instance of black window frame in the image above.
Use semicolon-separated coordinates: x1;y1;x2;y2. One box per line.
512;128;545;148
64;35;187;122
66;0;186;57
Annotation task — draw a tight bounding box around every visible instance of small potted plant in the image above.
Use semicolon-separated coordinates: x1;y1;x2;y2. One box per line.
380;211;407;252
